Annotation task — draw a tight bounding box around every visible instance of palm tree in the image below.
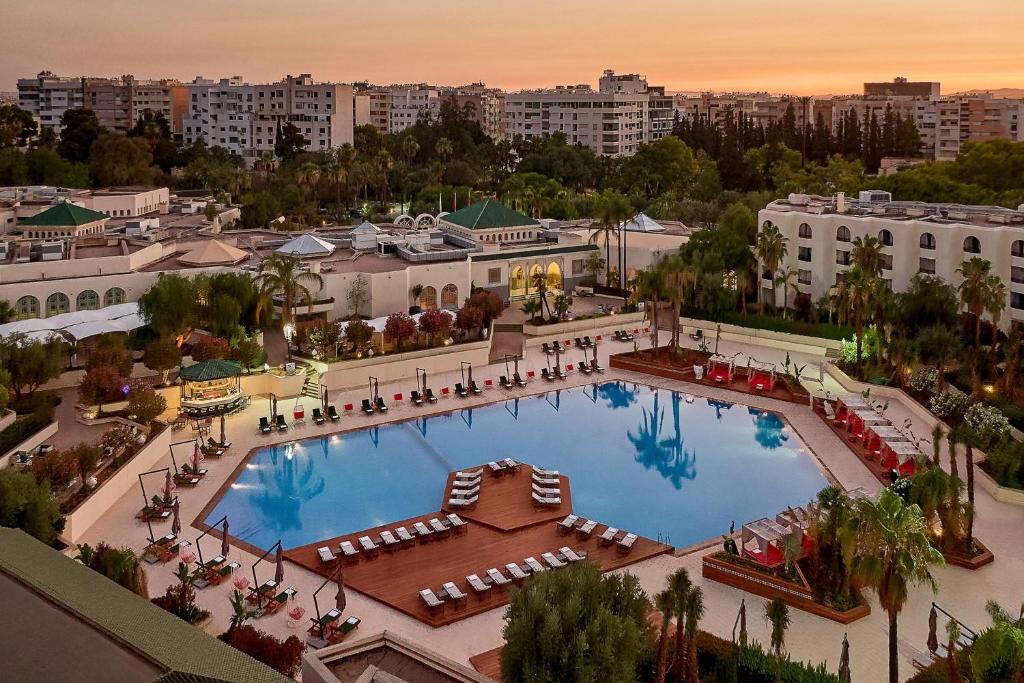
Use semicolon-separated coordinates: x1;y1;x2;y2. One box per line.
663;258;694;349
298;161;321;203
754;224;788;313
435;137;454;182
774;266;800;319
843;488;944;683
592;189;631;287
983;273;1006;363
955;424;979;547
324;153;348;207
530;270;552;320
255;253;325;353
957;257;992;347
653;588;675;683
764;598;790;680
669;568;692;683
630;266;666;350
843;266;876;376
0;300;13;324
684;586;705;683
930;423;944;467
851;235;884;276
375;149;394;212
520;297;542;323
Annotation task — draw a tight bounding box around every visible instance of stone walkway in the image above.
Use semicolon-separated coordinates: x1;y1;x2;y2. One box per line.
72;322;1024;682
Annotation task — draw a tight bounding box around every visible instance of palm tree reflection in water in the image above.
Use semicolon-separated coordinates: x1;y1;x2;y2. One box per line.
628;390;697;490
252;443;327;533
749;408;790;450
597;381;639;409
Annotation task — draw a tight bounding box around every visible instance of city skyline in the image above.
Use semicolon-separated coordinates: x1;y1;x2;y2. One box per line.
2;0;1022;95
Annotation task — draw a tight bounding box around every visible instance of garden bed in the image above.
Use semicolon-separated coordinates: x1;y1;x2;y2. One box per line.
941;538;995;570
702;552;870;624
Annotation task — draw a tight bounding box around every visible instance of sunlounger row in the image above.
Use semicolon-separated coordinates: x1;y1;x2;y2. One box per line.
317;514;468;564
555;514;638;553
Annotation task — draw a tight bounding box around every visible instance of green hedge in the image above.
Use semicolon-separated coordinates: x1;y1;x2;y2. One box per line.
0;408;55;456
696;631;839;683
714;312;854;342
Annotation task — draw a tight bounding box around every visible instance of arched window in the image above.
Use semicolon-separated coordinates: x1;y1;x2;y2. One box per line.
963;236;981;254
440;284;458;309
878;229;893;246
920;232;936;250
798;223;812;239
546;262;562;291
762;221;773;230
1013;240;1024;258
46;292;70;317
103;287;126;306
509;266;526;298
14;296;39;320
77;290;99;310
836;225;851;242
418;286;437;310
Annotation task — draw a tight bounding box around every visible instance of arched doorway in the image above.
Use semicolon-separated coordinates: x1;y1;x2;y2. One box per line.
509;266;526;298
419;286;437;310
77;290;100;310
546;262;562;292
46;292;70;317
15;296;39;320
440;284;458;309
527;264;543;295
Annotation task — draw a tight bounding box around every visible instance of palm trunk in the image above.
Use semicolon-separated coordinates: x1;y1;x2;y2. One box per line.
975;314;981;348
888;609;899;683
654;617;671;683
687;633;699;683
965;443;975;546
672;618;685;683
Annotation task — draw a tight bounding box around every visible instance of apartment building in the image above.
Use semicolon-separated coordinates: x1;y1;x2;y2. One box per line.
16;72;85;132
758;191;1024;329
183;74;355;161
389;86;441;133
445;85;507;141
674;92;814;130
354;89;390;133
864;77;941;99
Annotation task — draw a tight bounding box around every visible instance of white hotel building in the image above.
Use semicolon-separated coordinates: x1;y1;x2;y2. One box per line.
759;191;1024;329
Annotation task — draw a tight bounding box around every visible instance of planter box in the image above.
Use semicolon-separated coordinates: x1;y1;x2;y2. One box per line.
702;554;870;624
320;337;492;391
942;538;995;570
975;460;1024;507
522;311;647;340
1;418;58;468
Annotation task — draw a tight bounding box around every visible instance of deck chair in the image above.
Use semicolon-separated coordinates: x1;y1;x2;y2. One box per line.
541;368;554;381
361;399;374;415
424;388;438;403
312;407;326;425
590;359;604;373
454;383;469;397
466;574;491;595
275;414;288;431
524;557;547;573
513;372;528;387
583;336;594;347
410;390;424;406
557;514;579;534
578;360;592;375
208;436;232;450
499;375;513;389
505;563;529;581
259;416;272;434
560;547;588;562
420;588;445;611
374;396;388;412
470;381;483;395
542;552;567;569
317;546;336;563
327;404;340;421
486;567;512;587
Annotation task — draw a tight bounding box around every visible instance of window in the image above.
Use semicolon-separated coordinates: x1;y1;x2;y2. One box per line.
571;259;584;276
14;296;39;320
881;254;893;270
103;287;126;306
798;223;812;239
963;236;981;254
920;232;936;250
878;229;893;246
45;292;70;317
77;290;99;310
836;250;851;266
798;246;812;262
1012;292;1024;310
1013;240;1024;257
919;258;936;275
1013;267;1024;284
418;286;437;310
762;220;773;230
798;269;811;285
837;225;851;242
487;268;501;284
440;284;458;309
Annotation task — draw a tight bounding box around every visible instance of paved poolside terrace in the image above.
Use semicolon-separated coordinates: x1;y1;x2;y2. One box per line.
70;308;1024;682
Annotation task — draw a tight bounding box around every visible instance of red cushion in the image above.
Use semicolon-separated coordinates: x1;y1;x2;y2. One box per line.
343;403;353;411
393;393;402;401
566;363;574;371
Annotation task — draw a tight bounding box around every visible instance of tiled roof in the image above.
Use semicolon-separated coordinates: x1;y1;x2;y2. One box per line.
442;200;539;230
180;359;242;382
19;202;108;226
0;528;288;683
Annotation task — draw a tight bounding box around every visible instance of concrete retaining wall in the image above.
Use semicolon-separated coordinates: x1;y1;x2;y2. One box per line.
320;338;492;391
1;418;59;468
522;312;647;345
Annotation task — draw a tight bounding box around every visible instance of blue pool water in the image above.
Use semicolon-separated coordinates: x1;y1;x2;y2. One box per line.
206;382;829;551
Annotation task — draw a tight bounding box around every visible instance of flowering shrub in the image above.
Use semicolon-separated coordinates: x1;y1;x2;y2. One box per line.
908;367;939;394
929;387;970;420
221;625;304;677
964;402;1012;447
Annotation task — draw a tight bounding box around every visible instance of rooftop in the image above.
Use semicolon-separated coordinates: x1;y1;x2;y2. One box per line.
766;192;1024;228
19;202;108;226
441;200;539;231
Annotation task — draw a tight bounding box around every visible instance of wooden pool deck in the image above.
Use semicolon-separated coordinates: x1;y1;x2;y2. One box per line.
285;462;672;627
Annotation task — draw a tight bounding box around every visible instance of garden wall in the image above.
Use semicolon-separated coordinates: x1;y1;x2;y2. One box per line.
319;338;492;391
678;317;841;356
62;421;174;543
521;311;647;341
0;418;58;468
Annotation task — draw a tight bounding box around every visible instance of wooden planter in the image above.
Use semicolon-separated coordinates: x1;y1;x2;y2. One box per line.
702;553;870;624
942;538;995;570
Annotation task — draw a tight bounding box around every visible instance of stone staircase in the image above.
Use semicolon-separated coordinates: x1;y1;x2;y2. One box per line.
297;362;322;400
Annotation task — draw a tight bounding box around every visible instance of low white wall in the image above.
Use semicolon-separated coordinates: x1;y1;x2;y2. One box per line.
678;317;842;356
1;418;58;468
62;421;174;543
320;339;492;391
0;409;16;432
522;312;647;344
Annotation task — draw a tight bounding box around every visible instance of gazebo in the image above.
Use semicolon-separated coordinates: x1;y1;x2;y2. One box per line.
179;359;244;418
747;359;776;392
706;354;735;384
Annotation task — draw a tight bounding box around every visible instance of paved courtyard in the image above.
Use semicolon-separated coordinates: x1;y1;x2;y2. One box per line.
72;315;1024;682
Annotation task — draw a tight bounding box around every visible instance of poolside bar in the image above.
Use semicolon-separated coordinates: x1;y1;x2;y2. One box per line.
179;359;245;418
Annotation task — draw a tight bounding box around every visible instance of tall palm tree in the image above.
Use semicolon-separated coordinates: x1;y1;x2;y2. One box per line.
375;149;394;212
592;189;631;287
529;269;552;320
684;586;705;683
983;273;1006;363
669;568;692;683
298;161;321;203
255;253;325;339
663;258;694;349
435;137;454;182
754;224;788;313
851;235;884;276
843;266;876;376
957;257;992;347
764;598;790;680
955;424;979;547
630;266;666;350
930;423;944;467
842;488;944;683
324;153;348;207
653;588;675;683
774;266;800;319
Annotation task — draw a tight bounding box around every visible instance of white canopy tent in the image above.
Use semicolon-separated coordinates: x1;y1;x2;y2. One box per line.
0;303;146;342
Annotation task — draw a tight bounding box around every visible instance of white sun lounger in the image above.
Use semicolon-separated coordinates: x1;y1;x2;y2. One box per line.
379;530;399;547
542;552;567;569
450;485;480;498
532;492;561;506
420;588;444;609
532;473;560;487
532;483;561;496
560;546;587;562
617;532;638;551
445;513;467;530
395;526;415;543
452;476;481;489
448;495;478;507
358;536;378;552
429;518;450;534
505;562;529;580
556;514;579;533
317;546;336;563
466;574;491;594
524;556;547;573
487;461;506;475
455;468;483;480
442;581;468;600
413;521;434;539
501;458;518;470
487;567;512;586
576;519;597;536
597;527;619;546
532;466;558;477
339;540;359;557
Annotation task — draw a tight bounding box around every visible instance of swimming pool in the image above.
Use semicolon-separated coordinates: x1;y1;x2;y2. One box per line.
206;382;829;551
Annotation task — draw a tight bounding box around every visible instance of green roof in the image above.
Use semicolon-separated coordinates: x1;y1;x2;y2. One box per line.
180;359;242;382
0;528;289;683
19;202;109;226
471;243;598;262
442;199;539;230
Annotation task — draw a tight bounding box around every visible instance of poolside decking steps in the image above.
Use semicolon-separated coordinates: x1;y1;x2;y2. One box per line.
284;463;671;628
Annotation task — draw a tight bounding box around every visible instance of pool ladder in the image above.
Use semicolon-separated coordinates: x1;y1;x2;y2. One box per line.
656;532;671;546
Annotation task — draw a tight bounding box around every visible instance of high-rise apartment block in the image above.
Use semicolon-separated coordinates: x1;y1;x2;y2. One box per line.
388;87;441;133
446;84;506;141
674;92;815;130
182;74;354;161
864;77;941;99
505;70;672;157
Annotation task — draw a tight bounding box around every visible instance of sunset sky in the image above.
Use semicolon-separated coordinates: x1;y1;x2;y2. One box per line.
3;0;1022;95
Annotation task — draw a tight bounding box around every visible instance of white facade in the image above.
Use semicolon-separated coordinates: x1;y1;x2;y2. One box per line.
17;72;85;132
388;87;440;133
759;192;1024;329
85;187;170;218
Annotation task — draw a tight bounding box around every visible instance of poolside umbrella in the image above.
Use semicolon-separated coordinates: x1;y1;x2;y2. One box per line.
335;566;346;614
738;599;748;647
838;633;851;682
927;604;939;654
192;442;202;471
171;501;181;536
163;470;175;503
221;518;230;557
220;414;226;446
274;543;284;584
322;385;328;411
